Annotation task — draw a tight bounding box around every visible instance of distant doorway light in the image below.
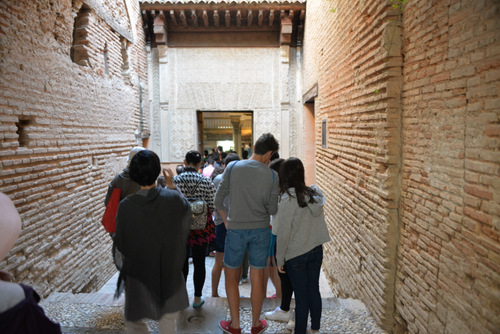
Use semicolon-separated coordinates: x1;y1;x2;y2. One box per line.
217;140;234;152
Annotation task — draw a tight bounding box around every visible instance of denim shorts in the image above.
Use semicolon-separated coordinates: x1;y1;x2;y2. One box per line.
215;224;227;252
224;227;270;269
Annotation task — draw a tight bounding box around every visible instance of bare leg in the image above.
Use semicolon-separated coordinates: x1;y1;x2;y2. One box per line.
263;259;270;296
211;252;224;297
225;267;241;329
270;256;281;299
250;267;265;327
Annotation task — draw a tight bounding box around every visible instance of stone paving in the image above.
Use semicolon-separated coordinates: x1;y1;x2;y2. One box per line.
41;257;386;334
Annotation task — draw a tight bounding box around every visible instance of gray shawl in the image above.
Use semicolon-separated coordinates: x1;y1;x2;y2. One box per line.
114;187;191;304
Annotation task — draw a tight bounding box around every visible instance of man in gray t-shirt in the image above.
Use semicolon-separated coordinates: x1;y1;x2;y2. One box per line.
215;133;279;334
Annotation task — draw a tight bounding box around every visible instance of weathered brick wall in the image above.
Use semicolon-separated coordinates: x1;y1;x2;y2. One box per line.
0;0;148;297
302;0;403;330
303;0;499;332
396;1;500;333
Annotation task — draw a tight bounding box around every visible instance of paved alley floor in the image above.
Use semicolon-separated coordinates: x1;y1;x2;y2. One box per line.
41;256;385;333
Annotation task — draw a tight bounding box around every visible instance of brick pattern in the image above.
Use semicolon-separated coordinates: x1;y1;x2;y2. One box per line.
0;0;149;297
303;0;403;331
396;1;500;333
303;0;499;333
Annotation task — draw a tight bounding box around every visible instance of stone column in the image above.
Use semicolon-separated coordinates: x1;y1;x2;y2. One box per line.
157;44;170;161
279;13;293;159
148;46;161;156
230;115;242;157
279;44;291;159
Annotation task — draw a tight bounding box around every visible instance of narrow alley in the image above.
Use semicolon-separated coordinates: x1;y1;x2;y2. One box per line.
0;0;498;333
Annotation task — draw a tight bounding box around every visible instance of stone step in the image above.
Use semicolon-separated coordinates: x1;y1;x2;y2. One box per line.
44;292;124;306
41;293;384;334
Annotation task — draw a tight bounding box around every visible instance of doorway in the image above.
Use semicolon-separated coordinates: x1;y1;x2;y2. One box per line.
198;111;253;159
304;102;316;185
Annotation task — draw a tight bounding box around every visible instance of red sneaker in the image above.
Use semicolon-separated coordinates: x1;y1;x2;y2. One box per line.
219;320;242;334
251;319;268;334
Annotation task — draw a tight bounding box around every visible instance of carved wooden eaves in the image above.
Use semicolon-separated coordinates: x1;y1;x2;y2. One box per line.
140;2;306;47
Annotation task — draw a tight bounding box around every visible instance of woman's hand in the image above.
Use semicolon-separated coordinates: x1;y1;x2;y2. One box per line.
162;168;175;189
278;266;286;274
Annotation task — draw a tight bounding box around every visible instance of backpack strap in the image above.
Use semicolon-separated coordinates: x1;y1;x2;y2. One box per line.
184;174;204;197
228;161;238;186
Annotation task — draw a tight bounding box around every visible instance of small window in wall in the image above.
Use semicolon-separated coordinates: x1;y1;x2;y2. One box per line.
322;119;327;148
121;37;131;82
16;118;34;148
71;5;92;66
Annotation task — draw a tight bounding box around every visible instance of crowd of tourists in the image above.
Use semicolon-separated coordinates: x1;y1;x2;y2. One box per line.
0;132;331;334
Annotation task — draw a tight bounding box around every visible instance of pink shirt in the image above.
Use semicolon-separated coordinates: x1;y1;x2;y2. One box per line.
202;165;215;178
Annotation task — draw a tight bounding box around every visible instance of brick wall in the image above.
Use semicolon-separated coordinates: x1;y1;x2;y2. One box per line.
396;1;500;333
0;0;148;297
303;0;499;333
303;0;403;330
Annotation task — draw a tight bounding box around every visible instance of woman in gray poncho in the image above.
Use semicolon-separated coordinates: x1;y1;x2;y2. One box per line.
114;150;191;334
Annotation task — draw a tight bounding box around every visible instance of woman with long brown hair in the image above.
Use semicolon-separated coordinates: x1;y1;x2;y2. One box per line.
273;157;331;334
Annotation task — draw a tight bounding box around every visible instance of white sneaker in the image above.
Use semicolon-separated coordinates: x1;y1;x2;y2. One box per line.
264;307;291;322
286;317;295;330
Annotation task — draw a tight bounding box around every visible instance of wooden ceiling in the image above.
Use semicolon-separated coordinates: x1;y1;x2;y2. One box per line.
140;1;306;47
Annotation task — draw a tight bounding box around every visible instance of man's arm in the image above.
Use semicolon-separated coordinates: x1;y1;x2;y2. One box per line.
214;165;230;211
218;208;229;229
268;172;280;215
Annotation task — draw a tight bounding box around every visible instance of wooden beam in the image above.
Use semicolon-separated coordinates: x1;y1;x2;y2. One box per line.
179;9;187;27
203;10;209;27
169;10;177;27
179;10;187;26
225;10;230;28
269;9;274;26
258;10;263;26
300;9;305;21
289;10;294;21
153;11;167;44
280;13;293;45
214;10;220;27
247;10;253;27
141;10;149;29
236;10;241;27
191;10;198;27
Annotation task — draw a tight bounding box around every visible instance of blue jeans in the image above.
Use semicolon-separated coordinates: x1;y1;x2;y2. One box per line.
285;245;323;334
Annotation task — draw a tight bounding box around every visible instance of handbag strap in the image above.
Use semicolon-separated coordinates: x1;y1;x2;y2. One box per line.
228;161;238;185
183;174;204;197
